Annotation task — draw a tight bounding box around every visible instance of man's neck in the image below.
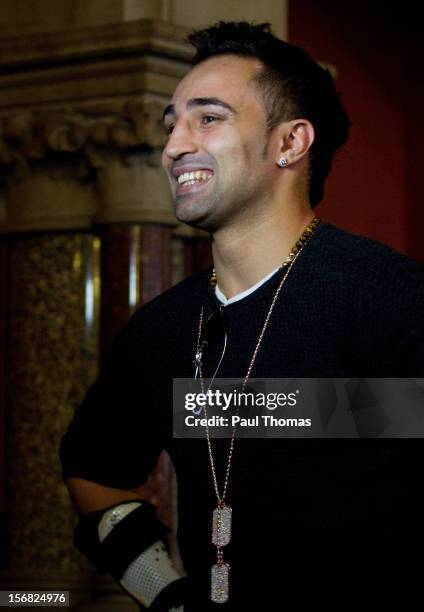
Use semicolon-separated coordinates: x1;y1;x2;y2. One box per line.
211;203;314;299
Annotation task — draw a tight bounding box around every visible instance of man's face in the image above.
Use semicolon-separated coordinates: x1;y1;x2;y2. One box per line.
161;55;276;232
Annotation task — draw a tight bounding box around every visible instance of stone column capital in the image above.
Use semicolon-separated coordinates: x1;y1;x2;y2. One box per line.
0;100;166;170
0;100;178;232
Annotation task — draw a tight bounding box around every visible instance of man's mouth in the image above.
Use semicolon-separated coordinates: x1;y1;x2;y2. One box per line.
175;170;214;194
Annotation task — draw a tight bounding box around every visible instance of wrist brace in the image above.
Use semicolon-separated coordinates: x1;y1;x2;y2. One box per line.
74;500;188;610
98;502;183;609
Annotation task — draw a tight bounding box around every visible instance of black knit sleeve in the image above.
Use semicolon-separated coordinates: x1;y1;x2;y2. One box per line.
59;305;169;489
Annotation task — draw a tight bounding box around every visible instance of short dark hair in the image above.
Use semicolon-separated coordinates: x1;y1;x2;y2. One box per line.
187;21;351;207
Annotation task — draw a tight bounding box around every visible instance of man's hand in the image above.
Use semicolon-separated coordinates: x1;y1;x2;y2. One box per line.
66;476;150;515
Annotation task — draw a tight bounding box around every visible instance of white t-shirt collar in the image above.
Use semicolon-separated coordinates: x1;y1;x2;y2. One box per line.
215;266;281;306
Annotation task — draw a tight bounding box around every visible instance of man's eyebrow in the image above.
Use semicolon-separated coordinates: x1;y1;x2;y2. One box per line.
162;104;175;121
187;97;236;113
162;97;236;121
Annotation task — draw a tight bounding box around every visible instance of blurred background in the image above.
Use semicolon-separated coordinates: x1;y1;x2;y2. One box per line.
0;1;422;609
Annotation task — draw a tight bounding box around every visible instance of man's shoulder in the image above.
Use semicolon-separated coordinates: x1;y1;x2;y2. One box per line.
108;269;211;358
132;268;211;324
318;223;424;288
317;224;424;373
152;268;210;305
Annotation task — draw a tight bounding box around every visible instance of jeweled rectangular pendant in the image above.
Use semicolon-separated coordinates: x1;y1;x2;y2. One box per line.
212;504;232;547
211;563;230;604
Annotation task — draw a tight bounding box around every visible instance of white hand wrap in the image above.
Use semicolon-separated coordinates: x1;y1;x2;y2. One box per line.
98;502;183;611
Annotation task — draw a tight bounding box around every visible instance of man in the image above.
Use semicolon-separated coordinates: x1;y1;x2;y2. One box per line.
60;22;424;611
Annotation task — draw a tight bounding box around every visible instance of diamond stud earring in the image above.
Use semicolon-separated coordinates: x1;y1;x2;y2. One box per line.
278;157;288;168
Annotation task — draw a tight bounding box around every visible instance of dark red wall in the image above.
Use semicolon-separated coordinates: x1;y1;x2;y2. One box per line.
289;0;423;260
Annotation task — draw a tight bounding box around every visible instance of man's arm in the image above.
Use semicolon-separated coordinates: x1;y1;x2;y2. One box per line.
67;477;189;611
66;477;150;516
59;302;192;609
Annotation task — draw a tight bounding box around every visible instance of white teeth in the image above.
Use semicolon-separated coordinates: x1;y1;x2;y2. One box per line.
177;170;212;185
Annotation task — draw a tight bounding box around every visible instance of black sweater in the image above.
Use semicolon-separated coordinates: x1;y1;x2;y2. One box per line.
60;223;424;609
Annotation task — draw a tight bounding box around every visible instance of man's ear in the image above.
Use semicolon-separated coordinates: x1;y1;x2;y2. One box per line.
274;119;315;168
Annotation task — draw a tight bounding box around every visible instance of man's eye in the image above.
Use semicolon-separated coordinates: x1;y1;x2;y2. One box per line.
165;124;175;134
201;115;219;125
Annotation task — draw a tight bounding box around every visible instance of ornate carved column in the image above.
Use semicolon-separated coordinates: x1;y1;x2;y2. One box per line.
0;20;193;605
0;101;181;606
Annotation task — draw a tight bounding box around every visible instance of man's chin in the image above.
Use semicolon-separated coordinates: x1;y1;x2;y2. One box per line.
175;200;215;231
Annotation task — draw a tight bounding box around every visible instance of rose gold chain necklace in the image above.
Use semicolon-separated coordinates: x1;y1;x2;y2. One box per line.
195;217;321;604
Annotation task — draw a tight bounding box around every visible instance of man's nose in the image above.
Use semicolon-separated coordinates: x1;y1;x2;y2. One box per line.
163;120;198;160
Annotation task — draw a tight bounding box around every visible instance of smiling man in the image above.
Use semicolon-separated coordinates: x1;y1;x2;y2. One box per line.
161;47;319;298
60;21;424;612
